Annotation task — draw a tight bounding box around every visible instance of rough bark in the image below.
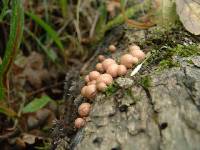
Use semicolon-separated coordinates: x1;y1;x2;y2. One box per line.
53;26;200;150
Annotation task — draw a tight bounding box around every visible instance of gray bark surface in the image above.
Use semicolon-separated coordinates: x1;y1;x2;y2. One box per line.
54;26;200;150
72;56;200;150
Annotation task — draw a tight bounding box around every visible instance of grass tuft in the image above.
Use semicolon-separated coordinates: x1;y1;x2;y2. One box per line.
0;0;24;100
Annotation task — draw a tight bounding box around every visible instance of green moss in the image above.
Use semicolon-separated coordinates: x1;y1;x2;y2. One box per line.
169;44;200;57
157;59;180;72
105;83;118;96
187;59;194;65
124;88;134;99
139;25;199;72
139;76;152;89
156;44;199;71
124;88;140;104
142;43;200;72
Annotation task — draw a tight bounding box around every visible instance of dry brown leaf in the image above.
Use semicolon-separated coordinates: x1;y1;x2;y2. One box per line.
21;133;43;144
21;52;49;89
176;0;200;35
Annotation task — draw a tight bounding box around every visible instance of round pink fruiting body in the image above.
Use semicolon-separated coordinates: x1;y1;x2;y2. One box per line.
129;45;140;52
130;49;145;61
96;63;104;73
108;45;116;52
81;86;87;97
98;55;105;62
87;80;97;85
96;73;113;85
74;118;86;128
97;82;107;92
106;63;119;77
102;58;116;70
117;65;127;76
84;75;90;83
89;71;100;81
78;103;91;117
120;54;138;68
84;84;97;99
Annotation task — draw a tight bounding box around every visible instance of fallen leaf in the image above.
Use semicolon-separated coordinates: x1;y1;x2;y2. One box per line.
21;133;43;144
22;133;36;144
22;95;52;113
176;0;200;35
21;52;49;88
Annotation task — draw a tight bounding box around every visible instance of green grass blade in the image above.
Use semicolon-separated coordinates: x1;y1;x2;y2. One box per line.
96;0;151;41
25;12;65;55
0;0;9;22
22;95;52;113
95;2;107;35
0;0;24;100
59;0;68;18
24;27;58;63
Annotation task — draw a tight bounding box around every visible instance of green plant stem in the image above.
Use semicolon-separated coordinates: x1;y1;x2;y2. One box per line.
97;1;151;41
59;0;68;18
25;11;66;60
0;0;9;22
0;0;24;100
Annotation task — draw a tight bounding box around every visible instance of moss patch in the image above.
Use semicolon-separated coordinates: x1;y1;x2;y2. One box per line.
156;44;199;71
105;83;118;96
139;76;152;89
156;59;180;72
137;25;200;72
169;44;200;57
124;88;134;99
123;88;140;104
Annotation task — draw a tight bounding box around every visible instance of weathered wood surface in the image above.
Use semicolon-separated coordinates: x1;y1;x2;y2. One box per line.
53;26;200;150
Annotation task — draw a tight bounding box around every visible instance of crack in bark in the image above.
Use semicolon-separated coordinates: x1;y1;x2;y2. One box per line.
143;87;162;150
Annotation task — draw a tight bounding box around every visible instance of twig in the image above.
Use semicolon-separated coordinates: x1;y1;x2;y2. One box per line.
27;82;63;98
89;13;99;38
96;1;151;41
80;50;99;74
0;128;19;140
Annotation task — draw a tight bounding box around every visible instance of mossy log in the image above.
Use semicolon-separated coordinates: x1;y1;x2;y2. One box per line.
53;25;200;150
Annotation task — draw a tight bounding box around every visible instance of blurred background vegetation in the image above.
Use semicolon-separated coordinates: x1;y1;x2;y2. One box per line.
1;0;149;149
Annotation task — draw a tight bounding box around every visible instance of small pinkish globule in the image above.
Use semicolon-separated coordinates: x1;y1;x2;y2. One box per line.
98;55;105;62
97;73;113;85
108;45;116;52
117;65;127;76
102;58;116;70
84;75;90;83
78;103;91;117
89;71;100;81
84;84;97;99
96;63;104;73
106;63;119;77
120;54;138;68
97;82;107;92
74;118;86;128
